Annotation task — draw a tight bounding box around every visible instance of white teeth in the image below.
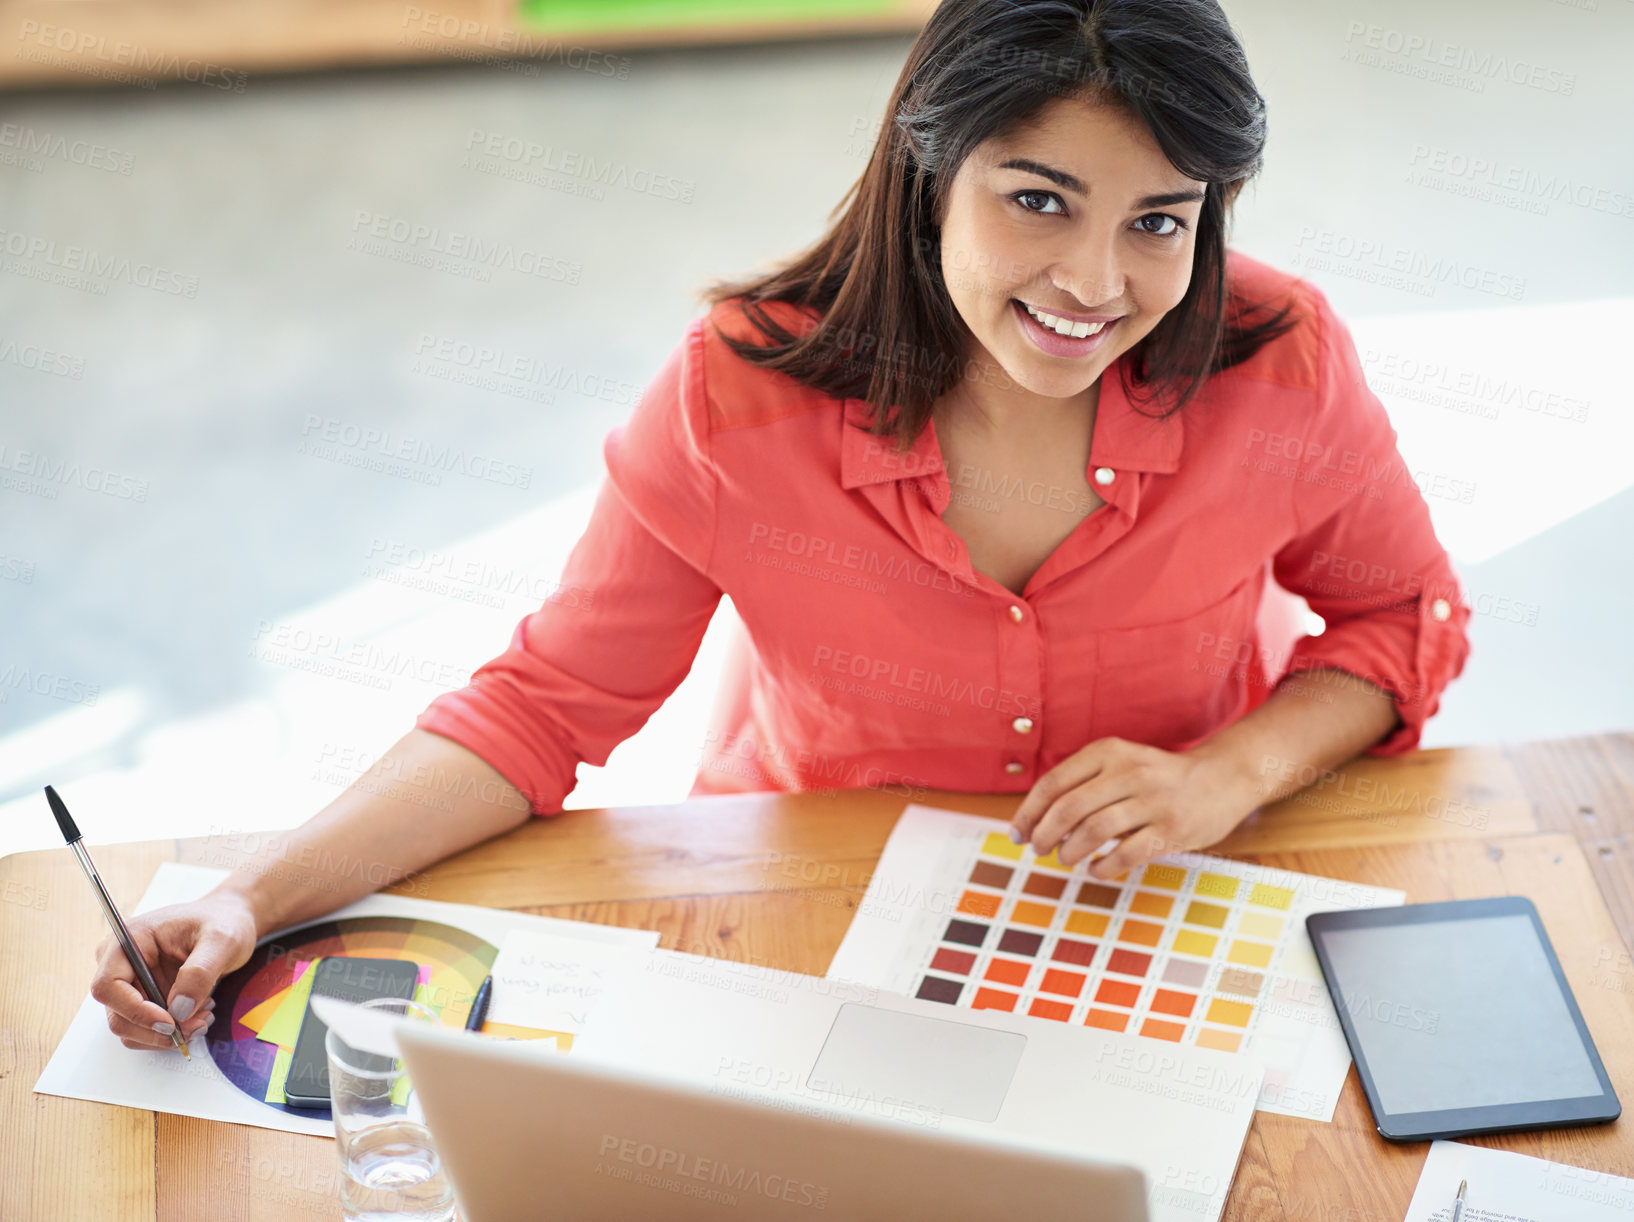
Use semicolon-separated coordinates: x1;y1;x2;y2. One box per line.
1023;301;1108;339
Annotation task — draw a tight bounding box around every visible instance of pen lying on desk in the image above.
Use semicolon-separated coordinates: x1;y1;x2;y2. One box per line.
45;784;191;1058
465;973;493;1033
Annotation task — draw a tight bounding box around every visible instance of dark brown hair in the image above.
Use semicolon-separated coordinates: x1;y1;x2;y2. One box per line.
699;0;1299;452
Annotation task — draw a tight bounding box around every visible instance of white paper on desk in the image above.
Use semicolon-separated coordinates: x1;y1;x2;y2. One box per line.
576;947;1264;1222
485;930;648;1034
33;861;660;1139
825;803;1406;1123
1405;1140;1634;1221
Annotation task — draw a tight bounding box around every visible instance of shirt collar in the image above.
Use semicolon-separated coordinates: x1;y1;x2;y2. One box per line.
840;351;1184;490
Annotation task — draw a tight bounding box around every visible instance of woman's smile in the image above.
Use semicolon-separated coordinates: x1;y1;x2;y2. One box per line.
1010;298;1124;359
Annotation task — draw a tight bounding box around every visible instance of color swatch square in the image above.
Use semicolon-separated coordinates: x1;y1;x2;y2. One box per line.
1095;978;1142;1008
972;987;1018;1012
1028;998;1074;1022
1040;969;1087;998
1011;900;1056;928
984;958;1031;987
1205;998;1255;1028
981;832;1024;861
1105;948;1152;977
1116;919;1165;947
916;976;963;1004
1238;911;1284;940
1129;891;1175;920
1051;938;1097;966
1172;929;1218;957
1184;900;1230;929
1195;873;1240;900
958;890;1001;918
1249;883;1295;910
1065;910;1109;938
1227;940;1274;969
1140;865;1187;891
997;928;1044;957
929;947;975;976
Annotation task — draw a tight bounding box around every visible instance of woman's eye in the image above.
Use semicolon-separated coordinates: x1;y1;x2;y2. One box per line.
1136;213;1184;237
1014;190;1064;215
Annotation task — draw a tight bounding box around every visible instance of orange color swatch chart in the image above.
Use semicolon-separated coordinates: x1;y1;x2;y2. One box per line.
827;805;1404;1121
931;831;1294;1053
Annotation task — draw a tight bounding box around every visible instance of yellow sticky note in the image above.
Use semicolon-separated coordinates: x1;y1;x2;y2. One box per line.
1227;940;1274;969
1249;882;1296;910
981;831;1025;861
264;1045;294;1104
1195;873;1240;900
258;959;322;1049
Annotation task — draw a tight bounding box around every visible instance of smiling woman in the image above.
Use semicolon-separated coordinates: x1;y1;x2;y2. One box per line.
406;0;1472;882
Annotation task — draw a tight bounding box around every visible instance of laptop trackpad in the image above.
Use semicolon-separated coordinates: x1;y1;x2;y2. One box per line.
805;1003;1026;1123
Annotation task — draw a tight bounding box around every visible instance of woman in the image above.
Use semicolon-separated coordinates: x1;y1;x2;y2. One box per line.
93;0;1469;1051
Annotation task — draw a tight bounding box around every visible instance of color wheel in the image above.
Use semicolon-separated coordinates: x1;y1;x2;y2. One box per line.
204;915;567;1120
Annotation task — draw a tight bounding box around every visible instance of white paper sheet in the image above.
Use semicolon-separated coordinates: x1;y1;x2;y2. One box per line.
34;861;658;1137
575;947;1265;1222
825;804;1405;1122
1404;1140;1634;1221
485;929;649;1034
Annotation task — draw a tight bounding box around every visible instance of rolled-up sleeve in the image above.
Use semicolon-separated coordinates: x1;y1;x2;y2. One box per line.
414;317;722;812
1269;286;1472;755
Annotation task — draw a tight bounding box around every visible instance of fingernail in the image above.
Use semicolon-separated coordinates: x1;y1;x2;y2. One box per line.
170;996;195;1022
152;1021;175;1036
1007;824;1024;844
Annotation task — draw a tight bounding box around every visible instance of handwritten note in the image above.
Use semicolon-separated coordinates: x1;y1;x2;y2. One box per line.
485;930;654;1034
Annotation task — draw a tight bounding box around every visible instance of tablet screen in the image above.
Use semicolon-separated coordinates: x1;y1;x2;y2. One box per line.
1319;913;1603;1115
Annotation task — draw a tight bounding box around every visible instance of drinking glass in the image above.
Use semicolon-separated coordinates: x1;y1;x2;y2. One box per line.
326;997;457;1222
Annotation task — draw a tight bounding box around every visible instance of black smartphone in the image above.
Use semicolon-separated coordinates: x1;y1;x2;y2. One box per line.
282;956;422;1109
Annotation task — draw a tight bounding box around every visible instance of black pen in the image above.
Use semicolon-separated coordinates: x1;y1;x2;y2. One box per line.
465;973;493;1033
46;785;190;1058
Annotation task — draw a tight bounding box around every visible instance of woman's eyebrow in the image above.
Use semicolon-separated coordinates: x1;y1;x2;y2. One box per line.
997;157;1205;208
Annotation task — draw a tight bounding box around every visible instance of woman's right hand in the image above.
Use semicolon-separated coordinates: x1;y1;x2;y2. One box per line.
88;888;261;1051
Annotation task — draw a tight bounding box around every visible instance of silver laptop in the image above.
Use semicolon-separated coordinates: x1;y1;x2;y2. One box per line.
394;1017;1150;1222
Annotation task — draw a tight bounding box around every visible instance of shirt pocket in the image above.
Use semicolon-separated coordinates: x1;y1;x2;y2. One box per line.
1091;570;1264;750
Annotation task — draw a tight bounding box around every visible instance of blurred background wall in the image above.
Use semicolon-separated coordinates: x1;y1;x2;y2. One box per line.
1;0;1630;858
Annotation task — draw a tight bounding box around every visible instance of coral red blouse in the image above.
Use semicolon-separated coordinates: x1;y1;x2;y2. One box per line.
415;251;1472;814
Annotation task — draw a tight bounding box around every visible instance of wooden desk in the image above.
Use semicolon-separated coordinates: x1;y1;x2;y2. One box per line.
3;732;1632;1220
0;0;936;92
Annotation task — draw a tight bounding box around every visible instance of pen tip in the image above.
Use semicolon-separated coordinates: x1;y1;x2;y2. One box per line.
181;1042;192;1060
1456;1179;1466;1197
43;785;82;844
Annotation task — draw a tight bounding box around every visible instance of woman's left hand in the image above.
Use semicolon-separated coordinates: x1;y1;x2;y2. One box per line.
1008;736;1260;879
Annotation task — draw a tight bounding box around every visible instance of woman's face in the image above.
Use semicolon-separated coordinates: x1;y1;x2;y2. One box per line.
936;95;1207;406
